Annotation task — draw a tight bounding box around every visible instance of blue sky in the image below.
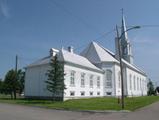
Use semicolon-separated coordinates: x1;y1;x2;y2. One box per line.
0;0;159;85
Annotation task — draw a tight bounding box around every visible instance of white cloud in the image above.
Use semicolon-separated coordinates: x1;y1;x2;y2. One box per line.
0;0;10;18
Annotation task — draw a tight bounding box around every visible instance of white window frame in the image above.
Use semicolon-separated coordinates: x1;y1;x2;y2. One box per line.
97;76;100;88
81;73;85;87
70;70;75;86
134;76;136;90
140;78;142;90
97;92;100;96
70;91;75;96
129;74;132;90
106;70;112;88
137;77;139;91
90;91;93;96
80;91;85;96
90;75;93;88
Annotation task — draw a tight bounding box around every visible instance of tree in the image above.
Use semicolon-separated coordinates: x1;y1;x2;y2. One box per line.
147;79;155;96
46;55;66;101
155;86;159;94
2;69;25;99
0;79;3;94
17;70;25;95
0;79;9;95
3;69;18;99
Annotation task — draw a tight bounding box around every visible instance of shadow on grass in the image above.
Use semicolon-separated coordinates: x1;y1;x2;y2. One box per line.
0;95;56;105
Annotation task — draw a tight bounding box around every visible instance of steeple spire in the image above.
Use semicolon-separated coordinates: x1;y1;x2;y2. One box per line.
121;9;128;42
120;9;134;64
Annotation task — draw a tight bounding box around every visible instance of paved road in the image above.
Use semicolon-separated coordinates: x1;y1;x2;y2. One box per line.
0;102;159;120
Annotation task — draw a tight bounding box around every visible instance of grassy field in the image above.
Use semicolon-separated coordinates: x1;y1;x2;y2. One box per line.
0;94;159;111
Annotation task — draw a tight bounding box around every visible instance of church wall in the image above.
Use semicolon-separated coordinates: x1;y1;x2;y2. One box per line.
126;67;147;96
25;63;104;100
114;64;121;96
64;64;104;100
24;64;52;98
114;64;147;97
101;62;116;96
114;64;127;97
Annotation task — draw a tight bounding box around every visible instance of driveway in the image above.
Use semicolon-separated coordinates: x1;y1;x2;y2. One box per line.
0;102;159;120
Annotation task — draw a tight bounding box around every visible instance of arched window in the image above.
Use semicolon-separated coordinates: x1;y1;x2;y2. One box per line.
140;78;142;90
70;70;75;86
134;76;136;90
106;70;112;88
129;74;132;90
142;79;145;90
118;71;121;88
97;76;100;88
137;77;139;91
124;48;127;54
81;73;85;87
89;75;93;88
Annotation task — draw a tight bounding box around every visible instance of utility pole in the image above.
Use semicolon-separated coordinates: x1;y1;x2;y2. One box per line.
14;54;18;100
15;55;18;72
116;25;125;109
116;25;140;109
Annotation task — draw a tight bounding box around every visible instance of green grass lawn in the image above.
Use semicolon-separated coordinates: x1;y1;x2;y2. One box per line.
0;94;159;111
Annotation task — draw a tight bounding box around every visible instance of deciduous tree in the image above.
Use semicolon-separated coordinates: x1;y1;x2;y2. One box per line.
4;69;18;99
147;79;155;96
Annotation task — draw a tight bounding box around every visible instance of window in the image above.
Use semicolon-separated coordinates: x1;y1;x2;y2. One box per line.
106;92;112;95
140;78;142;90
134;76;136;90
81;73;85;87
70;91;75;96
90;75;93;88
97;76;100;88
70;71;75;86
140;80;143;91
129;74;132;90
97;92;100;96
81;91;85;96
118;71;121;88
106;70;112;88
143;79;145;90
145;80;147;90
90;92;93;96
137;77;139;91
124;48;127;54
142;79;144;90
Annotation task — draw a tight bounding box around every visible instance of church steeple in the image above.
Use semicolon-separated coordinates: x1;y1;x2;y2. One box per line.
121;13;128;43
115;10;134;64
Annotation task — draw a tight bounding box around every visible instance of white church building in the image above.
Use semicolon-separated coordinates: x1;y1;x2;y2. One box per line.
24;16;147;100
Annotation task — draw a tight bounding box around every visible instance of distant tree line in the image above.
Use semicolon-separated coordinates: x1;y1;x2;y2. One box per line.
147;79;159;96
1;54;66;101
0;69;25;99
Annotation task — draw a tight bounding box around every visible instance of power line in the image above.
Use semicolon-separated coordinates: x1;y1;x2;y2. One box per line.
49;0;102;35
74;24;159;52
74;29;115;52
48;0;122;52
93;29;115;41
127;25;159;28
49;0;115;52
141;25;159;27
